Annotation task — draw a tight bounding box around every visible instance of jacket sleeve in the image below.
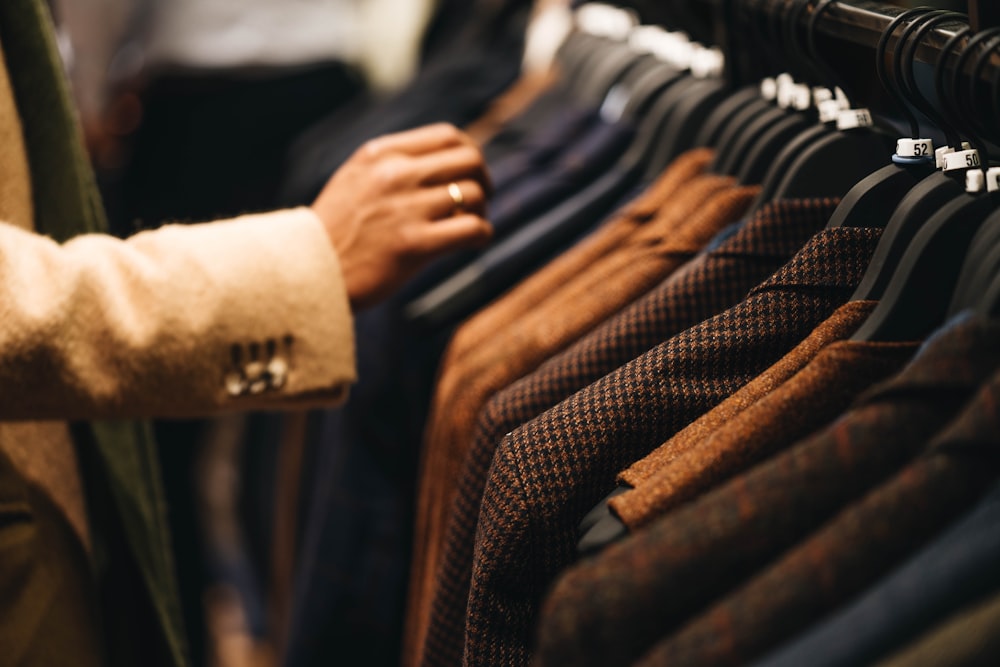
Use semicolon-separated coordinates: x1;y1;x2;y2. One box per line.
0;207;356;420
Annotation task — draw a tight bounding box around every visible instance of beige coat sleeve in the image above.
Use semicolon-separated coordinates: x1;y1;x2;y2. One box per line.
0;207;356;420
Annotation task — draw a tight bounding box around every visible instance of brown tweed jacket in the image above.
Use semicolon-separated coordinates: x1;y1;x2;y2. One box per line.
611;311;919;528
434;148;712;374
534;314;1000;667
430;173;738;415
643;325;1000;667
466;226;884;667
417;198;841;667
617;299;880;489
876;590;1000;667
409;179;755;651
405;153;714;657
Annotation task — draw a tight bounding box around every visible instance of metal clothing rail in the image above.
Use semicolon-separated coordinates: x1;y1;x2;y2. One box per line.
659;1;1000;81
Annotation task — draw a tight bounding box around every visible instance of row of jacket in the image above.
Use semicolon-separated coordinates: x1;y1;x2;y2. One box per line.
383;3;1000;667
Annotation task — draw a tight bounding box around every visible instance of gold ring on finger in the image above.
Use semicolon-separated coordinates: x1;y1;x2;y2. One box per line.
447;182;465;214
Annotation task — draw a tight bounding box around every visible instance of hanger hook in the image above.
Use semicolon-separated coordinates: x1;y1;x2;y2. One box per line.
786;0;825;86
807;0;855;103
899;11;965;148
964;28;1000;157
993;41;1000;143
934;24;974;150
765;0;790;76
876;8;936;139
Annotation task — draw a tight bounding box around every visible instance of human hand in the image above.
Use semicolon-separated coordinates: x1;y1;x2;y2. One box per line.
311;123;494;310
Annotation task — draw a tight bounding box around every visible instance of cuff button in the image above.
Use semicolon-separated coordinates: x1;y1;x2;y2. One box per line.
225;372;248;397
268;357;289;390
245;361;268;395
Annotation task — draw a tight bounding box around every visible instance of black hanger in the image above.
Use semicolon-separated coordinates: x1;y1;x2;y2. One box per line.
977;212;1000;317
730;0;826;182
846;17;976;306
952;208;1000;315
944;28;1000;316
963;29;1000;148
617;58;688;120
851;191;995;341
642;77;730;179
578;40;657;105
692;85;763;149
852;19;996;342
750;0;896;208
709;0;798;176
716;104;794;175
824;8;948;229
735;112;815;184
690;0;775;148
706;97;775;170
558;32;606;92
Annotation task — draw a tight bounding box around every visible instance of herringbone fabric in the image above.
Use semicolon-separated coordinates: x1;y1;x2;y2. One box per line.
406;154;715;658
466;226;884;667
411;180;754;653
417;198;840;667
643;335;1000;667
617;299;880;490
534;313;1000;667
612;324;919;528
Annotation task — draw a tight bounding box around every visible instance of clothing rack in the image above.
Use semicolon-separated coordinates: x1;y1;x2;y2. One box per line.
616;1;999;153
621;2;999;81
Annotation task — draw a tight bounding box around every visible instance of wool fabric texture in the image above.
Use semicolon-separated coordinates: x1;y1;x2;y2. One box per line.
466;226;883;667
417;197;840;667
618;298;878;488
407;151;713;655
641;341;1000;667
411;178;755;650
534;314;1000;667
612;316;919;527
752;480;1000;667
438;148;712;369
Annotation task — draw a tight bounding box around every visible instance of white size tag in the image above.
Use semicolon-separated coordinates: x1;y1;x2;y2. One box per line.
776;73;795;109
943;149;982;172
791;84;812;110
966;169;985;193
628;25;668;54
575;3;637;39
690;45;724;78
837;108;874;130
834;87;850;108
987;167;1000;193
655;33;692;70
818;99;843;123
936;143;972;169
813;87;834;105
896;138;934;159
761;77;778;101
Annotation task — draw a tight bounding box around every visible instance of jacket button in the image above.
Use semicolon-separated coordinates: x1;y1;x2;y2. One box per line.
225;371;247;397
268;357;289;390
246;361;268;395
